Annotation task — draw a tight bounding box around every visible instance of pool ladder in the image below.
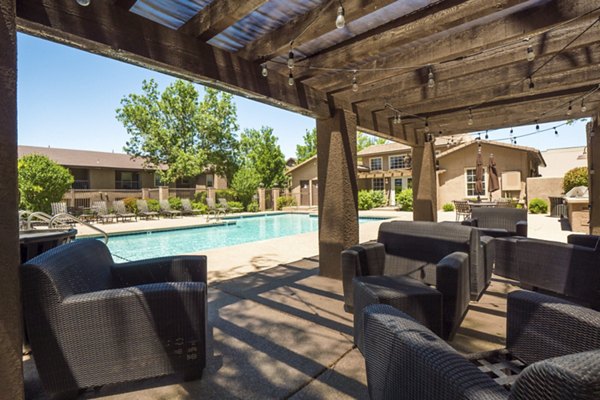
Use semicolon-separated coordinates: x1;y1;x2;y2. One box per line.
23;211;109;244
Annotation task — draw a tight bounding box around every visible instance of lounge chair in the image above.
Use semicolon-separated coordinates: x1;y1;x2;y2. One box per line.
181;199;202;216
91;201;117;224
219;198;243;214
50;202;75;226
206;197;225;220
112;200;137;222
136;199;159;220
21;239;207;398
159;200;182;218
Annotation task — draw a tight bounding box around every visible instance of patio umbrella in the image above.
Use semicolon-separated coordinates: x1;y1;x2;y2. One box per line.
475;147;484;200
488;153;500;200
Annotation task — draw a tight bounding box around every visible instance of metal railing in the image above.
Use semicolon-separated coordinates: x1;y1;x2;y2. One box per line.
24;211;109;244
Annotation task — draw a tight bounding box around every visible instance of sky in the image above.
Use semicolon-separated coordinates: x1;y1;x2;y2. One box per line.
17;33;590;159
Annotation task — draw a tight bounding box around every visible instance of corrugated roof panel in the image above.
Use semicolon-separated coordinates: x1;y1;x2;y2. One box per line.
131;0;213;30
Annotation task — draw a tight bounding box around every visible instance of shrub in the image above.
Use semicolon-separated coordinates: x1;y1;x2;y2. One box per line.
146;199;160;212
276;196;297;210
215;189;237;202
442;203;455;212
528;198;548;214
370;190;386;208
247;201;259;212
358;190;374;210
18;154;74;213
231;167;261;207
192;201;208;214
194;191;207;204
227;200;244;211
563;167;588;193
123;197;139;214
396;189;413;211
168;196;182;210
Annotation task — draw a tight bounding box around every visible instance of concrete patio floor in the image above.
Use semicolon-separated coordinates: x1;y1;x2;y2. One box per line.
24;211;572;399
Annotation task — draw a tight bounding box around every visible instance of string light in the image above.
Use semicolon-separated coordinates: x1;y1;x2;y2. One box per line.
438;131;443;137
427;67;435;88
287;50;295;69
554;127;559;136
467;108;473;126
510;128;513;134
535;120;540;130
336;2;345;29
76;0;91;5
261;64;268;77
485;130;489;140
424;118;430;133
526;45;535;62
393;113;401;124
351;70;358;92
528;76;535;90
567;101;573;116
288;70;294;86
477;132;481;140
581;99;587;113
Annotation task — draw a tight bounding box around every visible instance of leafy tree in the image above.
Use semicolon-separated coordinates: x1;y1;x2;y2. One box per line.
230;166;261;207
357;131;387;152
238;126;286;188
296;128;317;163
563;167;588;193
116;79;239;183
18;154;74;213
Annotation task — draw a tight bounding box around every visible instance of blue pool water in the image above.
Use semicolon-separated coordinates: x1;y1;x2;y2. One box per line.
106;213;387;262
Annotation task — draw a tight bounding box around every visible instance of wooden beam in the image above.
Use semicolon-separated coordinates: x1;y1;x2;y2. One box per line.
238;0;397;62
179;0;267;41
302;0;600;87
112;0;137;11
16;0;331;119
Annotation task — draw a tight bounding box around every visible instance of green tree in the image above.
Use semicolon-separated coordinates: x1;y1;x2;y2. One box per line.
296;128;317;163
357;131;387;152
563;167;588;193
18;154;74;213
116;80;239;183
238;126;286;188
230;166;261;207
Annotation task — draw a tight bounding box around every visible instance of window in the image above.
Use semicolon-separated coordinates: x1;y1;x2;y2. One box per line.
372;178;384;191
407;178;413;189
389;155;406;170
154;173;162;187
70;168;89;189
115;170;140;189
465;168;486;196
370;157;382;171
393;178;403;192
206;174;214;188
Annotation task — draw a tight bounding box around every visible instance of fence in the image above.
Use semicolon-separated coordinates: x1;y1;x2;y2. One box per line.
62;187;205;210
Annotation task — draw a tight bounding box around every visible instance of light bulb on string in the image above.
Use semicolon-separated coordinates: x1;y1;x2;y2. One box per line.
287;51;295;69
513;138;517;144
335;3;345;29
288;71;294;86
554;127;559;136
510;128;513;134
526;45;535;62
485;130;489;140
528;76;535;90
567;101;572;116
76;0;91;6
535;120;539;130
351;71;358;92
261;64;268;77
477;132;481;140
427;67;435;88
424;119;430;133
467;108;473;126
581;99;587;113
438;131;442;137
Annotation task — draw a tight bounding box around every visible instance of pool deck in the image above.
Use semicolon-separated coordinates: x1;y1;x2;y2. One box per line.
24;211;574;399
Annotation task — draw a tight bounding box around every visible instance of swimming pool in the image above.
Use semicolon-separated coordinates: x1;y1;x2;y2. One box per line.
105;213;387;262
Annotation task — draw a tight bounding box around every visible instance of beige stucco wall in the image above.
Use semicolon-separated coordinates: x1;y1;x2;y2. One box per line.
140;171;155;188
437;143;532;208
526;177;563;207
89;169;115;189
288;158;319;205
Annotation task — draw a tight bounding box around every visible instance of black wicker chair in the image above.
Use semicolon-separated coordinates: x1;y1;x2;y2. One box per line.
363;290;600;400
463;207;528;237
21;239;208;399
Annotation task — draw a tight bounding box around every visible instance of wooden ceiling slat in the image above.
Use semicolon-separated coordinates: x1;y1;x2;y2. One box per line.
112;0;137;10
178;0;268;41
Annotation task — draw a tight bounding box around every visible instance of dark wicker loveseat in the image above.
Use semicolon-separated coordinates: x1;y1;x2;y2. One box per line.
21;239;208;399
463;207;528;237
363;290;600;400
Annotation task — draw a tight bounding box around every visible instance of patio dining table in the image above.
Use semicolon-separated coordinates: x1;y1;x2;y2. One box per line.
468;201;497;208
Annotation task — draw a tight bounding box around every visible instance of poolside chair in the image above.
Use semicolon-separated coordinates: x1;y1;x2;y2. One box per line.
91;201;117;224
181;199;202;216
452;200;471;221
206;197;225;220
112;200;137;222
218;198;243;214
21;239;208;399
50;202;75;227
136;199;159;220
159;200;182;218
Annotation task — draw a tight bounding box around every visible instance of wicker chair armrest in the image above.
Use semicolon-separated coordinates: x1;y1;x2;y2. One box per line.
507;290;600;364
112;256;207;286
462;217;477;227
515;220;527;237
435;251;471;339
363;304;507;400
567;234;600;249
341;242;385;312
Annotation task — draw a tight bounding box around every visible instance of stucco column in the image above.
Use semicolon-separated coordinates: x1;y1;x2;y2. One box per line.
411;140;438;221
272;188;281;210
158;186;169;202
317;109;358;279
588;117;600;234
258;187;266;211
0;0;24;398
207;187;215;205
141;188;150;199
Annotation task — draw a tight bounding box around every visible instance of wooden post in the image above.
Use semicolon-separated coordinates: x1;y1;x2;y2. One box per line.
317;109;358;279
588;117;600;234
258;187;266;211
411;140;438;221
158;186;169;202
0;0;24;397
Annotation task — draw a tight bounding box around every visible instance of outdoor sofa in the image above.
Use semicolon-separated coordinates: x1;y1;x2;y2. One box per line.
363;290;600;400
21;239;208;399
462;207;528;237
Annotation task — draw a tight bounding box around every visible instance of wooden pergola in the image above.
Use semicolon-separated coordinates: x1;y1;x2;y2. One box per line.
1;1;600;396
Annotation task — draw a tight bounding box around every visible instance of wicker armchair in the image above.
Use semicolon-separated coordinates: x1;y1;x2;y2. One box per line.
363;291;600;400
463;207;528;237
21;239;208;399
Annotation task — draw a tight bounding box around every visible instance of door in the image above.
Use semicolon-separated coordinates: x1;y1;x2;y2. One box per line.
300;180;310;206
311;180;319;206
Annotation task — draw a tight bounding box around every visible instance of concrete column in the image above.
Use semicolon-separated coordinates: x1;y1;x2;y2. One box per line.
411;140;438;221
158;186;169;202
588;117;600;234
0;1;24;398
258;187;266;211
207;187;216;205
141;188;150;199
70;188;76;208
272;188;281;210
317;109;358;279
